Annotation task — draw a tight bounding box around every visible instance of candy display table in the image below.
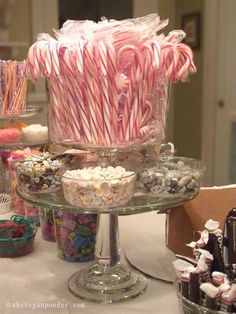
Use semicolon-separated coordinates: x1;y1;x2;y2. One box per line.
0;211;178;314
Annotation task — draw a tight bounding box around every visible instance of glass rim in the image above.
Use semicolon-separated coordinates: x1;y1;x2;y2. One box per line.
158;156;206;171
62;170;136;182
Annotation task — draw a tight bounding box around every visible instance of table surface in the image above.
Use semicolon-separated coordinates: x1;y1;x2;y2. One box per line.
0;211;179;314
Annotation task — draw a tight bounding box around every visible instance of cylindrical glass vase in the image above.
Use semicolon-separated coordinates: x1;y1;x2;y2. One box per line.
54;210;97;262
39;208;56;242
48;74;169;150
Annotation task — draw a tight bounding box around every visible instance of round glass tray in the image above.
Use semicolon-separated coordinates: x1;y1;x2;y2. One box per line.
52;138;161;153
17;188;198;215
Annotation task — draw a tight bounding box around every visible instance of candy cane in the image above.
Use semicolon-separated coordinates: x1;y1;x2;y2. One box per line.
98;41;112;145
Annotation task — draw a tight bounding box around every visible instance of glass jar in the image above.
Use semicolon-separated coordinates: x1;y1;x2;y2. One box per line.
48;74;169;150
54;210;97;262
39;208;56;242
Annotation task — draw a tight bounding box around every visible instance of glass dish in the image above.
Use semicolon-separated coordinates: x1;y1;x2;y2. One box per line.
135;157;205;199
62;169;136;209
15;153;65;193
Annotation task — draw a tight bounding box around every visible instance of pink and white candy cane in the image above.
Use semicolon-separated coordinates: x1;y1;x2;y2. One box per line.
160;42;196;82
106;42;121;141
83;41;102;144
98;41;112;145
126;49;144;140
117;45;136;141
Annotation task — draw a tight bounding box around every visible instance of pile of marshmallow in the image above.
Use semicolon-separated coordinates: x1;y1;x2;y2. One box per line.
174;218;236;313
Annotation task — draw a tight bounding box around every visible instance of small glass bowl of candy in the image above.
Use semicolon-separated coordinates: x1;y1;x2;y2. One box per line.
62;166;136;209
15;153;64;193
135;157;205;199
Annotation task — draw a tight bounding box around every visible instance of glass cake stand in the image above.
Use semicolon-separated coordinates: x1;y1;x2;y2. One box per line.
17;175;201;304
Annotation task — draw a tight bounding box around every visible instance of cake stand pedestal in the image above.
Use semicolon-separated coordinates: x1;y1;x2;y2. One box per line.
17;180;200;304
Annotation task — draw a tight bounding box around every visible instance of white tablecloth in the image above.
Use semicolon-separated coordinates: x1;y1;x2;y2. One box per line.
0;211;178;314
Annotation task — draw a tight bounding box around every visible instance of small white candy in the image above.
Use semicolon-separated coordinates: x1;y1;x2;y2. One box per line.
95;188;104;197
114;166;125;176
92;197;102;207
113;193;121;202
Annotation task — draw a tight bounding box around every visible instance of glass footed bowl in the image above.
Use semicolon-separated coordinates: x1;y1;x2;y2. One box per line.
134;156;205;200
62;168;136;209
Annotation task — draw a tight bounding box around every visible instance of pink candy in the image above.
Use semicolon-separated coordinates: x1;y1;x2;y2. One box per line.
27;15;196;148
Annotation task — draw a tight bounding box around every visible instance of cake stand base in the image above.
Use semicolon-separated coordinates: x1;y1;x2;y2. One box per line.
68;263;147;304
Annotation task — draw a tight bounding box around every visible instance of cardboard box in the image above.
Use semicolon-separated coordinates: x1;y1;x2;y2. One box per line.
165;185;236;256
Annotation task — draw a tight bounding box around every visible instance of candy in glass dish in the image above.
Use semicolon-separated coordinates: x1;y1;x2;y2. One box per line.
135;156;205;200
26;14;196;150
15;153;64;193
62;166;135;209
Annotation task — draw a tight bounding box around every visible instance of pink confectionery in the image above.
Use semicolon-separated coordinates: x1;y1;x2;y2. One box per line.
0;128;21;144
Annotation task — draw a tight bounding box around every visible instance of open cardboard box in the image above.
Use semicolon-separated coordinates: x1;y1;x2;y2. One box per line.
165;185;236;257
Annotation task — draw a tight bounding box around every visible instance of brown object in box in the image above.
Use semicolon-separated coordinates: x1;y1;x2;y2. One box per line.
166;185;236;256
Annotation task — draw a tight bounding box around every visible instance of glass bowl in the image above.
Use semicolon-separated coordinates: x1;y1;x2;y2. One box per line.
62;167;136;209
15;153;64;193
135;157;205;199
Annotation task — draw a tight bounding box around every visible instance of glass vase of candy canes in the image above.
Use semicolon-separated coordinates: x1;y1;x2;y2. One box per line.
27;16;196;151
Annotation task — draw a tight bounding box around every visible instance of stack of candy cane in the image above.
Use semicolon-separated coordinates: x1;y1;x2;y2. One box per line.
26;14;196;148
0;60;27;115
174;209;236;313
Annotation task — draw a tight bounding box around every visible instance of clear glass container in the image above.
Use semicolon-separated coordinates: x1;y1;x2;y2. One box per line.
48;75;169;151
135;157;205;200
39;208;56;242
62;168;136;209
15;153;64;193
54;210;97;262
